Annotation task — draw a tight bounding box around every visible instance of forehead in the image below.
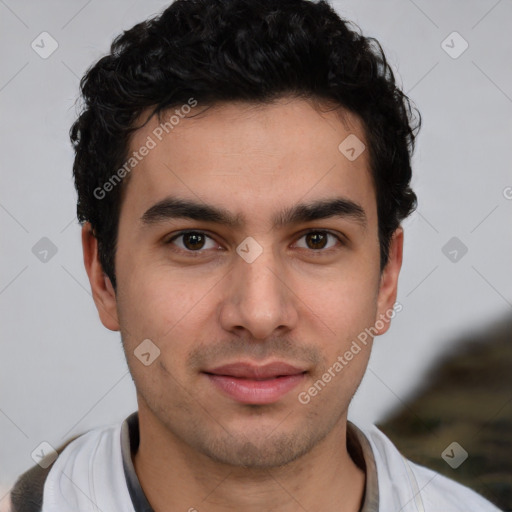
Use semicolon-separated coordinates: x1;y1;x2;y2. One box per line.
119;97;376;230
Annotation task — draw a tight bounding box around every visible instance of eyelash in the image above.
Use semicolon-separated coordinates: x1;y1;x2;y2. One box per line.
164;230;345;257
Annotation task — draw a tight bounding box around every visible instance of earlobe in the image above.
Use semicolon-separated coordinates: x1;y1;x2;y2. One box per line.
375;227;404;336
81;223;120;332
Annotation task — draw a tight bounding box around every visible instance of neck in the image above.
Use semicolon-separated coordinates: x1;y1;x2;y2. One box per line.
133;404;365;512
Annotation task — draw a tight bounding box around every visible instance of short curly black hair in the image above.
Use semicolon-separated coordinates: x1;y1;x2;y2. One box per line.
71;0;420;291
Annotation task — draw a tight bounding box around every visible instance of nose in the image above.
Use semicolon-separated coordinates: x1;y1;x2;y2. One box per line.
218;242;299;340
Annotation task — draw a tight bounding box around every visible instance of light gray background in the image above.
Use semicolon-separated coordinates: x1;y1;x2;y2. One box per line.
1;0;511;500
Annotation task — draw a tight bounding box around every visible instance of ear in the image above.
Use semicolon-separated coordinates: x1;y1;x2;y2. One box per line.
374;227;404;336
82;222;120;331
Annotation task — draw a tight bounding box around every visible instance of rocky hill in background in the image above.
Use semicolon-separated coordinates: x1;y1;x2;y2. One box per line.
377;313;512;511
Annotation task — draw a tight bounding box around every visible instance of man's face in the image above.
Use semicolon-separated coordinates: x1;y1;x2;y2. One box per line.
88;97;401;468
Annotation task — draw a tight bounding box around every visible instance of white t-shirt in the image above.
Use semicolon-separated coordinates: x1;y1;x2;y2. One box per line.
34;412;502;512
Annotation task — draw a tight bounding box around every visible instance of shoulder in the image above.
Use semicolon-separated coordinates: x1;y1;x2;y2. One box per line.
358;423;503;511
10;419;129;512
406;458;503;511
9;435;81;512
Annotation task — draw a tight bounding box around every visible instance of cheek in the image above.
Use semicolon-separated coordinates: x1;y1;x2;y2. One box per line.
304;265;380;332
116;274;205;392
297;264;380;394
116;264;217;358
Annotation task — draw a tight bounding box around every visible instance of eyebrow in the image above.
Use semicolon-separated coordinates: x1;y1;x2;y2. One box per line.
140;196;367;230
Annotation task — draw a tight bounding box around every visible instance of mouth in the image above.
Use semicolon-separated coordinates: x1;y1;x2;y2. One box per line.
203;362;307;404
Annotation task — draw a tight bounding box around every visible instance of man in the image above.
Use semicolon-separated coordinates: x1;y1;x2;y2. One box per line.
9;0;502;510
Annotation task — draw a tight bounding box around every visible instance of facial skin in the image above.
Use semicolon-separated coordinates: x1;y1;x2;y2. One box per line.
83;96;403;512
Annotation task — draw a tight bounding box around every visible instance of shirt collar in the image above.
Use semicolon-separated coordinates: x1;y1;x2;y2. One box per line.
121;412;379;512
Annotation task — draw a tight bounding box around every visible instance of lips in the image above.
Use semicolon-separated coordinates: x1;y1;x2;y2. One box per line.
206;362;306;379
203;362;307;404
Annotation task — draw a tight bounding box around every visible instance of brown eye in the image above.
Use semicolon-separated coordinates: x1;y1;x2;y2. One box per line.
182;232;206;250
295;231;341;251
167;231;218;252
305;232;328;250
